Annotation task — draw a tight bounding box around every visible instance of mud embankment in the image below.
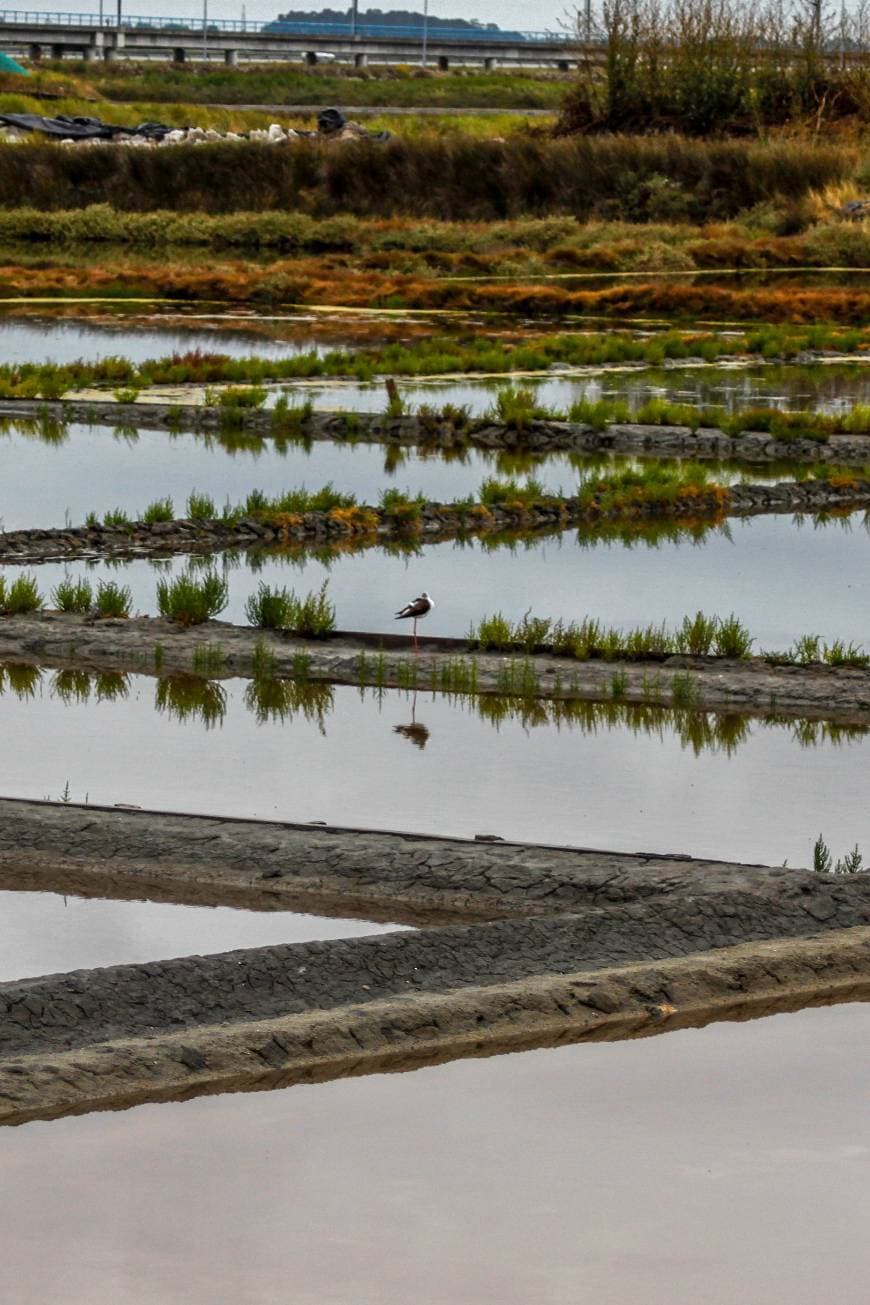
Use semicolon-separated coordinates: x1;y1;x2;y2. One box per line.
0;614;868;722
2;922;869;1127
0;795;849;924
3;398;870;467
2;798;869;1125
1;476;870;564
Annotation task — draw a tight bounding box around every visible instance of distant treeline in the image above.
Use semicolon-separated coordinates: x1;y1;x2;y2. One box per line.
274;7;502;29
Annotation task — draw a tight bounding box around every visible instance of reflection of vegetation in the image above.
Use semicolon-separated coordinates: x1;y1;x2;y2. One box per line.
0;661;41;698
155;674;227;729
244;676;334;732
0;662;867;756
52;668;128;704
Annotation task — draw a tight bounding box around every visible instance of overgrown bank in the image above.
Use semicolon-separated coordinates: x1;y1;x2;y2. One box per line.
0;137;849;219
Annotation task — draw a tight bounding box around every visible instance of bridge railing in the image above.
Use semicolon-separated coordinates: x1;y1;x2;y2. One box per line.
0;9;578;40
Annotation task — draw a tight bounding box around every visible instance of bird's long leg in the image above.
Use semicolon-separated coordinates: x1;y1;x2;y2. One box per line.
413;618;418;655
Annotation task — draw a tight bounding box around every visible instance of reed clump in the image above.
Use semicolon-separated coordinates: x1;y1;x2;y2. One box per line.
156;569;228;626
245;581;335;637
0;573;43;615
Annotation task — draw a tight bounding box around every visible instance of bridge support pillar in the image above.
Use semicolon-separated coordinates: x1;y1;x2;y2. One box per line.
483;56;495;70
437;54;449;70
224;48;239;65
557;59;572;71
354;51;368;67
173;47;187;63
29;43;44;61
51;44;66;60
305;50;318;65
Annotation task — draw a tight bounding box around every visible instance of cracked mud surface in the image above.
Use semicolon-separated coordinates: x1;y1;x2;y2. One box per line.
0;795;868;1124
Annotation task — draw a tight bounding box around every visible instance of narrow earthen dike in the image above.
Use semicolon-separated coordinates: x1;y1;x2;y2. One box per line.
4;398;870;467
0;797;869;1126
1;613;869;722
1;474;869;563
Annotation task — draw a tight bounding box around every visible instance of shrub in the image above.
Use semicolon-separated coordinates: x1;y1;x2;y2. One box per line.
0;573;43;615
187;491;217;520
156;569;228;625
245;582;294;630
677;611;718;656
713;614;753;659
142;497;174;523
290;581;336;638
52;575;92;613
95;580;132;619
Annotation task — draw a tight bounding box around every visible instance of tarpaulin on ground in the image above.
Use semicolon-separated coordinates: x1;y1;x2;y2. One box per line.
0;114;171;140
0;52;27;74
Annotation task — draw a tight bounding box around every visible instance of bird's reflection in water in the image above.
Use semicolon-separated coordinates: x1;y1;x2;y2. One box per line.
393;693;430;750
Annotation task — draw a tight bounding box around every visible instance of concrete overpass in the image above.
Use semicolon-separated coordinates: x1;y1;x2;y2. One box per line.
0;9;589;67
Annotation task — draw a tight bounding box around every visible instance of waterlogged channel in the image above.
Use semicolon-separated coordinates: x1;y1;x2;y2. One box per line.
5;510;869;651
0;315;333;366
1;1001;868;1304
0;419;835;532
267;361;870;417
0;677;867;868
0;890;399;984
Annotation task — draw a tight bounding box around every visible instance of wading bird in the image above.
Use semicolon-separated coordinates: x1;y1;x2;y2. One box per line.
395;591;433;653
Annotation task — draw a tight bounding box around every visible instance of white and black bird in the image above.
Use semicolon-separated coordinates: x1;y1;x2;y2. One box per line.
395;591;433;653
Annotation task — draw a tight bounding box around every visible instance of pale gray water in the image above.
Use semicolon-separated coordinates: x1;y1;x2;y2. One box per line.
0;418;811;533
0;421;652;532
1;1001;868;1304
277;362;870;416
0;316;320;366
0;890;399;983
9;510;870;652
0;679;866;868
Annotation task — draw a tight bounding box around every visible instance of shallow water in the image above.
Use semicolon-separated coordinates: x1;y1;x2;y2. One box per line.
275;361;870;417
0;679;867;868
0;890;399;983
0;419;820;532
0;315;319;366
9;509;870;651
1;1001;868;1304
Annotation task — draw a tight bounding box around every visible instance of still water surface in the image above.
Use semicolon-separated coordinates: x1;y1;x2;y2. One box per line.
8;510;869;650
1;1001;867;1304
0;890;397;983
0;680;866;868
0;419;819;531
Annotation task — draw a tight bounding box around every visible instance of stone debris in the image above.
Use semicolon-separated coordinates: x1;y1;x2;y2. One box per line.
0;107;389;147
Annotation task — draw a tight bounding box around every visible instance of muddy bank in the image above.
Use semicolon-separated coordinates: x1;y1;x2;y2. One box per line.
4;397;870;468
1;926;868;1126
2;477;870;564
0;614;868;722
0;794;850;924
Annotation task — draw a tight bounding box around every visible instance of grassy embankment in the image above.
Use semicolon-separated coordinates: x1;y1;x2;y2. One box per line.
0;208;868;275
18;62;570;110
0;324;865;393
0;134;859;311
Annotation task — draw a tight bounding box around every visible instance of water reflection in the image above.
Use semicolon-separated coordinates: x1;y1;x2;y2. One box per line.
2;663;866;757
5;412;869;534
393;692;430;750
